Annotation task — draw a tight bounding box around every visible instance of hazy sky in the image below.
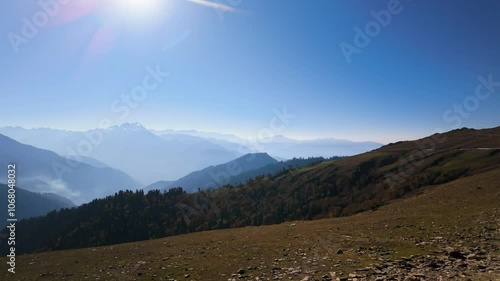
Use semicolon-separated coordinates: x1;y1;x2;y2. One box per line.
1;0;499;143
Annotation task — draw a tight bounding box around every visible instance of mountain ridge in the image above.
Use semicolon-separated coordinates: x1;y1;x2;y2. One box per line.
0;184;75;228
5;126;499;255
0;134;140;204
0;125;244;184
156;153;279;192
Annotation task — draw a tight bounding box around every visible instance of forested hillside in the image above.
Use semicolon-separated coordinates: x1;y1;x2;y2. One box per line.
0;184;74;228
3;128;500;255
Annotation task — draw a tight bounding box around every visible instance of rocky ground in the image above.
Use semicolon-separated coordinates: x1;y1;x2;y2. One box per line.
221;234;500;281
3;169;499;281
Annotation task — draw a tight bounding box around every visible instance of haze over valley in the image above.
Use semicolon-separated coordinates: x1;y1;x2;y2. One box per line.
0;123;381;204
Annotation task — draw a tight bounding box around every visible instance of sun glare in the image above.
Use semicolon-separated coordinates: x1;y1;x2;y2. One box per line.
121;0;159;14
106;0;168;25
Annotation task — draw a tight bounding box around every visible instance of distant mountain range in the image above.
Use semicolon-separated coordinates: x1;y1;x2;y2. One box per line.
0;123;383;204
146;154;337;192
147;153;278;192
152;129;383;159
0;134;139;204
246;135;382;159
0;184;75;228
143;180;175;192
0;124;382;186
150;129;245;144
7;126;499;255
0;124;243;184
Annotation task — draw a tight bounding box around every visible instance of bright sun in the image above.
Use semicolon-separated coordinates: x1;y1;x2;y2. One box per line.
107;0;167;23
121;0;159;13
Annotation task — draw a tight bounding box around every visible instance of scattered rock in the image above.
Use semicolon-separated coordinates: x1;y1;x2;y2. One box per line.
444;247;464;259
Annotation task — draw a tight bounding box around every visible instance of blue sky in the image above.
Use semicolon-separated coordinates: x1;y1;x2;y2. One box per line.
1;0;499;143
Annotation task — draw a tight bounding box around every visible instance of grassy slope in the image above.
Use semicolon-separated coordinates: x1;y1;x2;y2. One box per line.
4;127;499;258
2;167;498;281
379;127;500;151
